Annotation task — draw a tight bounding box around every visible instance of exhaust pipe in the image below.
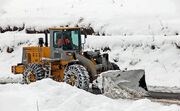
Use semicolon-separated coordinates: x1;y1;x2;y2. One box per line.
45;31;48;47
38;38;44;47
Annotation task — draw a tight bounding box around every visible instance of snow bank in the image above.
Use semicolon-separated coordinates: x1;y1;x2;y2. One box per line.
0;0;180;35
0;79;179;111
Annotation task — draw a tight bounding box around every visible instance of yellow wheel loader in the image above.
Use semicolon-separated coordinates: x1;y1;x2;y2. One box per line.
11;27;147;96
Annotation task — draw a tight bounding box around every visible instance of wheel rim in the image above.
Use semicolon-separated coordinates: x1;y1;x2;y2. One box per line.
67;72;77;86
64;65;90;91
26;71;36;83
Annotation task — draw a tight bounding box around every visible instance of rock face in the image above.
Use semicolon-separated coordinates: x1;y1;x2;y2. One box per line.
0;24;25;33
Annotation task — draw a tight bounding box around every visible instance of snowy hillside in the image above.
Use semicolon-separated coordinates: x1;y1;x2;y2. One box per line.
0;0;180;35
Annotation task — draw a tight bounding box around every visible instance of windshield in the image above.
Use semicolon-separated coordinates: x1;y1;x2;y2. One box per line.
53;30;80;50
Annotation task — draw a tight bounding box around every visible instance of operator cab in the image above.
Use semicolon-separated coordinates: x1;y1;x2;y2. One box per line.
49;27;81;51
49;27;82;59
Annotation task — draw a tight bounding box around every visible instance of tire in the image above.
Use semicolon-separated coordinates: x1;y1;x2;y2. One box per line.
23;63;45;84
64;64;90;91
111;62;120;70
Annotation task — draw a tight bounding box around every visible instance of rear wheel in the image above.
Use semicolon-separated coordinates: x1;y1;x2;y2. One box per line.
64;64;90;91
23;63;45;84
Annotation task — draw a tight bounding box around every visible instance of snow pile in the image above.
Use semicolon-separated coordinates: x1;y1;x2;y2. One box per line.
0;79;179;111
94;70;148;99
0;0;180;35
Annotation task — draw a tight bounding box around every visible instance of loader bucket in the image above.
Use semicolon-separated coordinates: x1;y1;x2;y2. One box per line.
101;69;148;99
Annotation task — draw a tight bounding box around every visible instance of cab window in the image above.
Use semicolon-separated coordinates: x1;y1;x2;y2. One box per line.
53;31;62;48
53;30;80;50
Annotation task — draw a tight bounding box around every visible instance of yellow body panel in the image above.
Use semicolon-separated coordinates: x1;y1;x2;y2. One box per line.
51;61;66;82
11;47;50;74
23;46;50;64
11;65;24;74
12;46;72;82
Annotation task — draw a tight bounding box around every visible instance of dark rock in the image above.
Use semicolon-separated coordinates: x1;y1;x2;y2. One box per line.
102;46;111;52
151;45;156;50
6;47;14;53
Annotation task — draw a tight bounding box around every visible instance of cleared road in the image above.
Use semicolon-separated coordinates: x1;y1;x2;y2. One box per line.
148;91;180;100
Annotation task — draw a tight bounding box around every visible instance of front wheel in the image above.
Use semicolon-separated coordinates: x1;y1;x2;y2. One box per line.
23;63;45;84
64;64;90;91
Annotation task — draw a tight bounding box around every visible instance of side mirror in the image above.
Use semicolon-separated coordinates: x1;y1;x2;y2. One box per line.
81;34;86;44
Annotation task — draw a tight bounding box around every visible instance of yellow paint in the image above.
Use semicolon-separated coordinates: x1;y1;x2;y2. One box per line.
11;65;24;74
23;46;50;64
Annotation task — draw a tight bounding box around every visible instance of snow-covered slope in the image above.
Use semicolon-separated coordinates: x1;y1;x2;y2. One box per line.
0;0;180;35
0;79;179;111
